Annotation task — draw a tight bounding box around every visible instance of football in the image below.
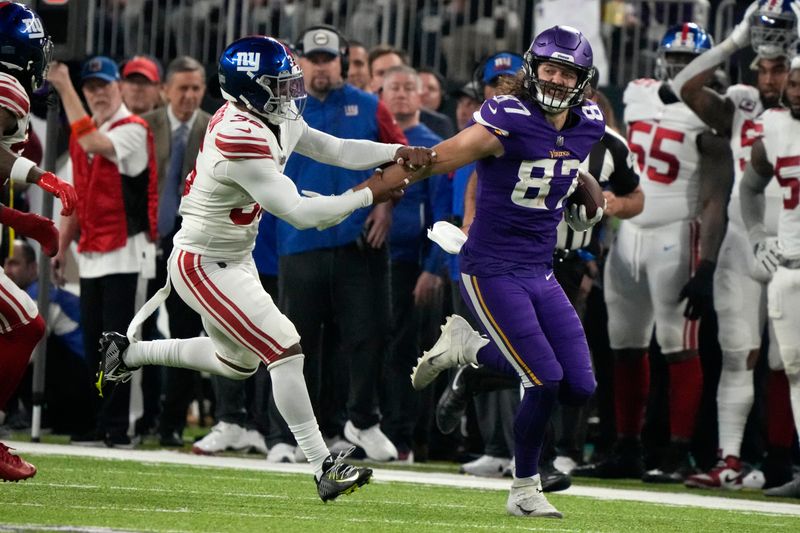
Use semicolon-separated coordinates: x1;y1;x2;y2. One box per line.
567;170;605;215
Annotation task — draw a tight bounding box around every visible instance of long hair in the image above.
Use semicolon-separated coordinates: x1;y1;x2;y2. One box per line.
495;71;530;100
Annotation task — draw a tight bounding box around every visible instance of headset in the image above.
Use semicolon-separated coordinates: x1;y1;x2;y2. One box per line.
295;25;350;79
471;50;524;96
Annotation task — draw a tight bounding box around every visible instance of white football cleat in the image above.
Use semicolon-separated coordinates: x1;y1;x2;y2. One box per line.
192;422;267;455
344;420;398;462
460;454;510;478
506;474;563;518
411;315;488;390
266;442;297;463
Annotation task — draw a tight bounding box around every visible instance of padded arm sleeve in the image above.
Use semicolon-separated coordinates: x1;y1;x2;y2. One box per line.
216;158;373;230
294;122;403;170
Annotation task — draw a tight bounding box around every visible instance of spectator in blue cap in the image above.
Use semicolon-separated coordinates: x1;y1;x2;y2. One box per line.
481;51;524;100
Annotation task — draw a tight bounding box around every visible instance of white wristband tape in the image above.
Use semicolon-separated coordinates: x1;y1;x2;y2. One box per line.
9;156;36;184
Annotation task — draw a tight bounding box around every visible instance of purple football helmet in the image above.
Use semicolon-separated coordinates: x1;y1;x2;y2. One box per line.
523;25;595;113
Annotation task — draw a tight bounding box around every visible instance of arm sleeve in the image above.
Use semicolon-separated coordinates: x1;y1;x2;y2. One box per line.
376;100;408;144
107;122;149;176
216;158;373;230
294;121;403;170
603;130;641;196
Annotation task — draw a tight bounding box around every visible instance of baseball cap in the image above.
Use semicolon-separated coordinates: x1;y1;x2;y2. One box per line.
81;56;121;83
300;27;342;57
482;52;524;85
122;56;161;83
453;81;482;102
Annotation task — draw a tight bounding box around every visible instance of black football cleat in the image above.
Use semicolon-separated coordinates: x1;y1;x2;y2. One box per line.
540;459;572;493
572;439;644;479
96;332;136;395
436;365;471;435
316;453;373;502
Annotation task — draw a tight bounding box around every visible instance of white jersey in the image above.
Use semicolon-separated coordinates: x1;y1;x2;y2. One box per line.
727;84;782;233
0;72;38;333
173;102;399;258
0;72;29;151
759;108;800;259
624;79;707;227
175;102;306;258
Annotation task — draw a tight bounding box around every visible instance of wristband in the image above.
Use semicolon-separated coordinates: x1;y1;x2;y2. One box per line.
70;116;97;139
9;156;36;184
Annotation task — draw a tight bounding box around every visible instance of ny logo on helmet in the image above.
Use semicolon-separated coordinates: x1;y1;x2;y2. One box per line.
233;52;260;72
22;17;45;39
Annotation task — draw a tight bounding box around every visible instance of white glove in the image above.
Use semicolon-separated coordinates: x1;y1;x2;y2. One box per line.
301;189;353;230
730;1;759;49
427;221;467;254
753;236;783;276
565;203;603;232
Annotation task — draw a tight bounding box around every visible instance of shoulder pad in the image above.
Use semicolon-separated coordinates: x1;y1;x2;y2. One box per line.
215;116;272;160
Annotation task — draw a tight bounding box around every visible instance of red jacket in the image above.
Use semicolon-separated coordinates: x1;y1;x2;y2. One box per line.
69;115;158;253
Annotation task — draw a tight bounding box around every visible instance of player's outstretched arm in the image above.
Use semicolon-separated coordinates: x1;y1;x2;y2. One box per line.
670;2;757;136
295;125;436;172
219;158;395;231
367;123;504;190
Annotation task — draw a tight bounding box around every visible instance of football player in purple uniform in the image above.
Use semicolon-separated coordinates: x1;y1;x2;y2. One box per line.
376;25;605;518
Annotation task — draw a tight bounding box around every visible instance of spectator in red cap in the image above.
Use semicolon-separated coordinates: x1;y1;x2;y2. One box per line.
121;55;163;115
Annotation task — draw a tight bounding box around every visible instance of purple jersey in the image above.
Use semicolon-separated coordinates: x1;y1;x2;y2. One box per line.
460;95;605;276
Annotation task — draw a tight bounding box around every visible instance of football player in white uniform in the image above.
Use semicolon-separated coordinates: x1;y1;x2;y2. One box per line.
0;2;77;482
672;0;798;489
96;36;432;501
573;23;732;483
740;56;800;498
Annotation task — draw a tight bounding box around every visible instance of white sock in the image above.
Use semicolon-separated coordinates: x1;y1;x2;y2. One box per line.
125;338;254;379
269;356;330;479
716;365;753;458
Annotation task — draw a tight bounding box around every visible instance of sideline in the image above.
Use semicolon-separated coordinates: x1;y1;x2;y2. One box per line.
7;440;800;517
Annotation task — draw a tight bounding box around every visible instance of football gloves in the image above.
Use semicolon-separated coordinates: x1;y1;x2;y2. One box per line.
679;259;716;320
754;237;783;276
38;171;78;216
565;203;603;232
730;1;758;49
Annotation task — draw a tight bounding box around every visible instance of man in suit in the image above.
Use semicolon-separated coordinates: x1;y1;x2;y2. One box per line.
140;56;210;446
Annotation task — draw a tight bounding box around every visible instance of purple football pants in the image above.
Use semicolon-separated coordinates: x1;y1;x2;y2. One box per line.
459;271;596;477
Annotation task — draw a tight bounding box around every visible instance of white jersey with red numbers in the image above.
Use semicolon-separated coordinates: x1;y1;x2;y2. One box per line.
0;72;38;333
760;108;800;259
624;78;707;228
174;102;307;258
727;84;782;232
0;72;30;151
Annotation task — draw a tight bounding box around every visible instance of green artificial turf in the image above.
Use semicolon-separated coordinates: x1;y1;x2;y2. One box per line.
1;454;798;532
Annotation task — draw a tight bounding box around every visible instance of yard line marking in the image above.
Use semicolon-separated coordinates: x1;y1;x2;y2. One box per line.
6;503;580;532
6;441;800;517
